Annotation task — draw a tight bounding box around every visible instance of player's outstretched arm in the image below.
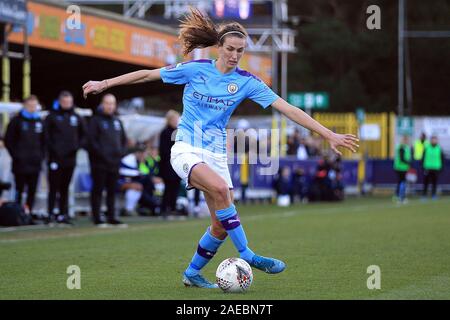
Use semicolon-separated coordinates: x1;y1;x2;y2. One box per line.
272;97;359;156
82;69;161;98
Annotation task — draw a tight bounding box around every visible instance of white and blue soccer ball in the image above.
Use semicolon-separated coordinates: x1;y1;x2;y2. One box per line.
216;258;253;293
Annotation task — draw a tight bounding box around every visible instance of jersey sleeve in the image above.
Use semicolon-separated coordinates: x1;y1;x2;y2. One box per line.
247;77;279;109
159;61;198;85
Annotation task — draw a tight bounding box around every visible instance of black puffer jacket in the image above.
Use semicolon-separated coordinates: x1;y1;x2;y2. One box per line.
44;106;87;168
87;112;127;171
4;111;45;174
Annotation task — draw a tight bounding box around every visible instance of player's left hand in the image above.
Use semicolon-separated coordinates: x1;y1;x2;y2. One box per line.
82;80;108;99
327;133;359;156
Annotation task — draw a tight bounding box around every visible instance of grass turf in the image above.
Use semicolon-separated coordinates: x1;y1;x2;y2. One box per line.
0;196;449;300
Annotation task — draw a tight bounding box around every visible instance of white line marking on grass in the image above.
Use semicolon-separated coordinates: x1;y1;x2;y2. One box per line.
1;198;448;244
0;225;59;233
371;275;450;299
243;198;450;222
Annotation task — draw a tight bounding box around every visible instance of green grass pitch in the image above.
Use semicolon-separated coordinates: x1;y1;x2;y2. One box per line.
1;196;449;299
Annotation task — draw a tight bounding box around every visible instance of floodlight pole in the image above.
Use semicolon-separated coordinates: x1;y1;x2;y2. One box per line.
23;23;31;99
398;0;450;117
271;0;279;95
2;24;11;103
398;0;405;117
270;0;279;157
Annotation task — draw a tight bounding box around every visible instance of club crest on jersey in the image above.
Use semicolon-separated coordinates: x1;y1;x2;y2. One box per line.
227;83;239;94
70;115;78;126
35;122;43;133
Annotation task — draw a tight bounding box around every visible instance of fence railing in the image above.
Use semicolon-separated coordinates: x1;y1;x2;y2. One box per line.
313;112;395;159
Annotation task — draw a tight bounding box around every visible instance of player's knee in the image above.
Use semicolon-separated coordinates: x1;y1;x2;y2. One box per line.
210;183;230;204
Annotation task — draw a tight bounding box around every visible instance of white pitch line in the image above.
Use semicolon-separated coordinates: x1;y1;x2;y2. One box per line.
370;275;450;300
1;198;448;244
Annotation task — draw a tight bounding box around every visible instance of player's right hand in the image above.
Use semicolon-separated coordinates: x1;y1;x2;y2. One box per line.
82;80;107;99
327;132;359;156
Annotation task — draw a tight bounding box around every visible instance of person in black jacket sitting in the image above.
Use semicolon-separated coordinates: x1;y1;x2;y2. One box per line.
88;94;127;226
44;91;87;224
273;166;294;206
4;95;45;222
291;167;308;203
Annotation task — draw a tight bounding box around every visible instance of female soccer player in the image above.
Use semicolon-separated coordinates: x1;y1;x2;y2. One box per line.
83;9;359;289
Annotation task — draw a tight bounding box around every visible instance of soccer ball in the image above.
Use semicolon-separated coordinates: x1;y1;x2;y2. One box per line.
216;258;253;293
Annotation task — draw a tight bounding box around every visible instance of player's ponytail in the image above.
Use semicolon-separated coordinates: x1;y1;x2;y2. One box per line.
179;8;248;56
179;8;219;56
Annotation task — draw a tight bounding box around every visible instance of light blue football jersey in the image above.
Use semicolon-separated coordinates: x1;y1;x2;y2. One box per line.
159;59;279;154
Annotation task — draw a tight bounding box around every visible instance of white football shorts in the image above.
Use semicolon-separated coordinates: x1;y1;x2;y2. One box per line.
170;141;233;190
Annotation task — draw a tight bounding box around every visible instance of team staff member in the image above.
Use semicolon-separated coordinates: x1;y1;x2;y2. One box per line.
4;95;45;222
422;135;444;199
393;135;412;203
413;132;429;161
159;110;181;215
88;94;127;226
44;91;87;224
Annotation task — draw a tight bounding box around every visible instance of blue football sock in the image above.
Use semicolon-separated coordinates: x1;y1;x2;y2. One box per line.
216;204;255;262
185;227;226;277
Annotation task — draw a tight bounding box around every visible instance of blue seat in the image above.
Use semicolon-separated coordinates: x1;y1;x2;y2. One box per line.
76;172;93;193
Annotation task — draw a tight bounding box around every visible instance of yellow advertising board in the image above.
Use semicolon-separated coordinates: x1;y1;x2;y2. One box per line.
8;1;272;84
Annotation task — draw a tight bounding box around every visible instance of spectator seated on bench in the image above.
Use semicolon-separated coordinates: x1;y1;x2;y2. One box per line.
118;144;159;216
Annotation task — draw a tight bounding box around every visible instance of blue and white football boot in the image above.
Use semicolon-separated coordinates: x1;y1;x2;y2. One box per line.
182;272;219;289
248;255;286;274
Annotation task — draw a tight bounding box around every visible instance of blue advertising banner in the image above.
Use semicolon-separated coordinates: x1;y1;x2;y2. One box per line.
366;160;450;185
232;158;450;190
0;0;27;25
230;158;359;189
